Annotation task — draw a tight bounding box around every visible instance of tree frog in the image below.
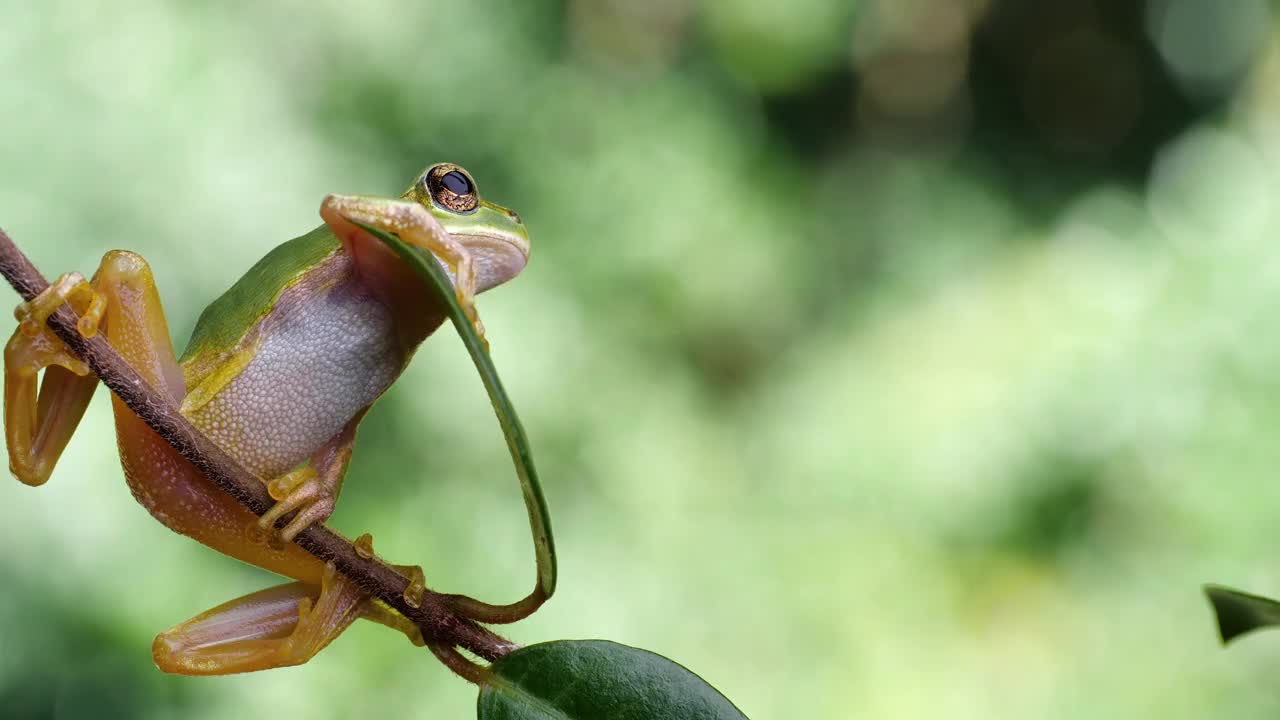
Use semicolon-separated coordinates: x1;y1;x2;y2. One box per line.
3;163;529;675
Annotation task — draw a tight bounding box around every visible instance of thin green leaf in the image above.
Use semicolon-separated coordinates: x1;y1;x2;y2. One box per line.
357;222;556;602
1204;584;1280;644
478;640;748;720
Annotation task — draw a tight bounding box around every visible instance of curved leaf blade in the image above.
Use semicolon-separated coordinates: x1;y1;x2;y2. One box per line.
479;640;748;720
1204;584;1280;644
357;222;556;601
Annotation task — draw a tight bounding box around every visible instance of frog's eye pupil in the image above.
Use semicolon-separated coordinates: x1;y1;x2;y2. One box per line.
441;170;472;196
424;164;480;213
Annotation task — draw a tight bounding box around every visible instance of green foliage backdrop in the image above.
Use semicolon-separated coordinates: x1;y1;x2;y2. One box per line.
3;1;1280;717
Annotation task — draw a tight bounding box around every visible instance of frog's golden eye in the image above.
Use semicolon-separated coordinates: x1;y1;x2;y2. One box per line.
422;163;479;214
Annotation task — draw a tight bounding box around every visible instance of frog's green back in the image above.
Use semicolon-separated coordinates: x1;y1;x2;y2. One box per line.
179;225;341;366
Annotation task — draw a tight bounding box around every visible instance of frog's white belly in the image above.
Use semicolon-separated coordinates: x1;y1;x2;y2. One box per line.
188;277;402;478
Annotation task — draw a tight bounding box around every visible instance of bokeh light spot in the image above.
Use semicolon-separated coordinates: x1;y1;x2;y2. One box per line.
1147;0;1272;98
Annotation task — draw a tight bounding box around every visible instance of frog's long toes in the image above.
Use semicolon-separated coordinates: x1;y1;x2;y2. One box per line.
258;467;315;532
258;471;336;545
6;273;105;378
76;293;106;338
16;272;102;338
278;495;335;543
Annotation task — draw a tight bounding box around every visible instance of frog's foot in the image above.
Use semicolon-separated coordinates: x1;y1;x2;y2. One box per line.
152;562;367;675
258;465;337;544
5;273;106;486
19;272;107;339
393;563;427;609
9;272;105;374
320;194;488;349
347;535;427;646
342;534;428;613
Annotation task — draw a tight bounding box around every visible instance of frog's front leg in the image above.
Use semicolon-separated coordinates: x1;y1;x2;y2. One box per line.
320;194;487;347
257;410;365;544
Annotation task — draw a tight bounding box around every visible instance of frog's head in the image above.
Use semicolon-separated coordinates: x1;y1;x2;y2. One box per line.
403;163;530;292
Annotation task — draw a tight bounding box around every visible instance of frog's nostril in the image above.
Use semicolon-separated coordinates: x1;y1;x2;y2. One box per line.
507;209;521;224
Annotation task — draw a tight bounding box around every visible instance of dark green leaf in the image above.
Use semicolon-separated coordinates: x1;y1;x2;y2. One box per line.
356;222;556;601
478;640;748;720
1204;584;1280;643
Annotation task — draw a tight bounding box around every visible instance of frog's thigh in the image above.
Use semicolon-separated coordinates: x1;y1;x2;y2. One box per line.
92;250;184;401
153;563;367;675
99;252;325;581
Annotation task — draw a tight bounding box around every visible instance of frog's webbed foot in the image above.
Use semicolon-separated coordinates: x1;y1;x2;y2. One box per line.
152;562;369;675
257;465;338;544
320;194;488;350
5;273;106;486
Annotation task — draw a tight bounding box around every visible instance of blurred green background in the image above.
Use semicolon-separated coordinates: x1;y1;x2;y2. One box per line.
3;0;1280;717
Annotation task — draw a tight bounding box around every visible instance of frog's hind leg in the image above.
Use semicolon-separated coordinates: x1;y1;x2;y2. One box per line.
4;248;183;487
87;252;324;580
5;251;186;485
5;272;105;485
153;562;371;675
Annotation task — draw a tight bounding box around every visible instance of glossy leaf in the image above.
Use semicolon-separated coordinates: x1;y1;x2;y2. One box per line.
357;222;556;603
478;640;748;720
1204;584;1280;643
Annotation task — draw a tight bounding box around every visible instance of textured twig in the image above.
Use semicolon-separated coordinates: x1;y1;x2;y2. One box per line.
0;229;518;675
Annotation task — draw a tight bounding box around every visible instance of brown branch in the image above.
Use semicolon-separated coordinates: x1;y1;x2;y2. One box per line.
0;229;519;675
